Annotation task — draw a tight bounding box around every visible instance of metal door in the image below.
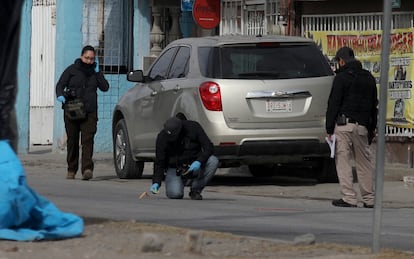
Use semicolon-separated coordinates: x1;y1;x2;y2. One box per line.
30;0;56;145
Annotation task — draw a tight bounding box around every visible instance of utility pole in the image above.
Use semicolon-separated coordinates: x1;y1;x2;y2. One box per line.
372;0;392;253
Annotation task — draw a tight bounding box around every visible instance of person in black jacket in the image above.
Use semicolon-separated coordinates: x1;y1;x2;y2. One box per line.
149;117;219;200
0;0;22;152
326;46;378;208
56;45;109;180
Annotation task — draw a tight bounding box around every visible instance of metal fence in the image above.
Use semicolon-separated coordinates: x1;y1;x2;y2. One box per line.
302;12;414;33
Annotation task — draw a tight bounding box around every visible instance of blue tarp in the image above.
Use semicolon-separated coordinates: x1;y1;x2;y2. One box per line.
0;140;84;241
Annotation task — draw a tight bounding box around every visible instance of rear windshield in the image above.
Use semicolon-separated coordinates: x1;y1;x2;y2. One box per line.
198;43;333;79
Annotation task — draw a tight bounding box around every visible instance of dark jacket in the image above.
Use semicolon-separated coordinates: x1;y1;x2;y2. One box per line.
56;59;109;113
0;0;22;147
326;60;378;135
153;120;214;185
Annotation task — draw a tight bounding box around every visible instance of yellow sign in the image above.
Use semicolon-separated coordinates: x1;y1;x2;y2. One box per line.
308;29;414;128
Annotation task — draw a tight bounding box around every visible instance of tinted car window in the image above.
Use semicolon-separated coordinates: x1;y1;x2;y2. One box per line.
149;47;177;81
168;46;190;79
199;43;333;79
198;47;219;78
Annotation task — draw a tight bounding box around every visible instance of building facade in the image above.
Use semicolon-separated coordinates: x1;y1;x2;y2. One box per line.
19;0;288;154
17;0;152;154
15;0;414;164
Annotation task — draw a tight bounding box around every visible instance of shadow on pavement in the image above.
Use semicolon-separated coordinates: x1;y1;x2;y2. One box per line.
209;175;318;187
89;164;321;187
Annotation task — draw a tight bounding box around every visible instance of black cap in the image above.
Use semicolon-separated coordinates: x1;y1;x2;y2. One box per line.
334;47;355;63
163;117;182;141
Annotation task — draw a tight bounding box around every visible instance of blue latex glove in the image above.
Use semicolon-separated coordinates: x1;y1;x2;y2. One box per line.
95;58;99;73
150;183;160;194
57;96;66;104
189;161;201;172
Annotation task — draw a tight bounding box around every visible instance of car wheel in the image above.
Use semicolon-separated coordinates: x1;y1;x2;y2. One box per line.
248;165;275;177
113;119;144;179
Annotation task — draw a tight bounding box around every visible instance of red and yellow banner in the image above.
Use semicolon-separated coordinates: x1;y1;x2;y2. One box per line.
308;29;414;128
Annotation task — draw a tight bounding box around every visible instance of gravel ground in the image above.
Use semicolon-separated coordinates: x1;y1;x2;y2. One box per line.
0;218;413;259
9;153;414;258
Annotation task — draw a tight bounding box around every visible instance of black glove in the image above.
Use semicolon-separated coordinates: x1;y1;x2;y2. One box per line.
368;130;375;145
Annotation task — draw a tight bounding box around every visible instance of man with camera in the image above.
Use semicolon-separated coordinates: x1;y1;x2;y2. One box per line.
150;117;219;200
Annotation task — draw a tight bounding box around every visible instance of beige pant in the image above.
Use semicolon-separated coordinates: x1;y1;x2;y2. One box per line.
334;123;375;206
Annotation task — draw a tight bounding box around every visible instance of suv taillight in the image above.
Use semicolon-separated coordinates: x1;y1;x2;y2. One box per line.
199;82;222;111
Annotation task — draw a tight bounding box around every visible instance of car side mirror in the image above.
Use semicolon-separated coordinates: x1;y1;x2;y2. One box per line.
127;70;144;82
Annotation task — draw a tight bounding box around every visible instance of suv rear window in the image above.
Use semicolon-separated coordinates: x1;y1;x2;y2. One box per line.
198;43;333;79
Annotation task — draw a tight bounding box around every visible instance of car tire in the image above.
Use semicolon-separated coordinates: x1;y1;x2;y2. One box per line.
113;119;144;179
248;165;275;177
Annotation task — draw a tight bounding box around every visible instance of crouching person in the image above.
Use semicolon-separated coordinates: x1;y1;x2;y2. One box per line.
149;117;218;200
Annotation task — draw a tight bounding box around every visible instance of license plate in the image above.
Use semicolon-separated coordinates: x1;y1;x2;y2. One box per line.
265;100;292;112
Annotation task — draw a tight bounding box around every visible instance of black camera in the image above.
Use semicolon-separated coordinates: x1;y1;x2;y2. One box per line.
64;88;77;99
176;164;194;179
176;164;189;176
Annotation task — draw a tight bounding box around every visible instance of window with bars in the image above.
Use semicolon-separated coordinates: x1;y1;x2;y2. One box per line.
221;0;281;36
82;0;133;74
221;0;243;35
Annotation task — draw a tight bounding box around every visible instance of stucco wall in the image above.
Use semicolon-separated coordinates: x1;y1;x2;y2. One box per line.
16;1;32;154
53;0;83;153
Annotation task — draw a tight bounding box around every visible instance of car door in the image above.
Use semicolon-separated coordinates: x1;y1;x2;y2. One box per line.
152;46;193;124
131;47;178;152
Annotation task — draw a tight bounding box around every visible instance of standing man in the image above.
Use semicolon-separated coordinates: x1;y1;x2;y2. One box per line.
326;46;378;208
149;117;219;200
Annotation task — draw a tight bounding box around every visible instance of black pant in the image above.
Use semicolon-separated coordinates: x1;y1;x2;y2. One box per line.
0;1;23;152
64;111;97;174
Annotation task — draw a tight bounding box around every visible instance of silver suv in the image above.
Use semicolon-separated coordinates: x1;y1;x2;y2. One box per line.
112;35;335;180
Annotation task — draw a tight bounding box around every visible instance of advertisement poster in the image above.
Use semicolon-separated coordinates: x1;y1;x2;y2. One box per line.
308;29;414;128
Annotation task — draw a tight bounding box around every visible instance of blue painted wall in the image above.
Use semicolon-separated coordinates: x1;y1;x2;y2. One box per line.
16;1;32;154
95;77;132;152
54;0;83;153
14;0;151;154
136;0;151;69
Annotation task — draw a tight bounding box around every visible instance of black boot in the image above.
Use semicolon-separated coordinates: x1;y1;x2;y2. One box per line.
189;190;203;200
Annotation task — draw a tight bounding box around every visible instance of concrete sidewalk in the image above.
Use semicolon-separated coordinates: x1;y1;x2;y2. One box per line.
19;149;414;181
18;150;414;209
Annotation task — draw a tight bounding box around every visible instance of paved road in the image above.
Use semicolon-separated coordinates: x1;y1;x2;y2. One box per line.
21;152;414;252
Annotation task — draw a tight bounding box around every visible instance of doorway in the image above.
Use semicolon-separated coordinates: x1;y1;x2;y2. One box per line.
29;1;56;147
